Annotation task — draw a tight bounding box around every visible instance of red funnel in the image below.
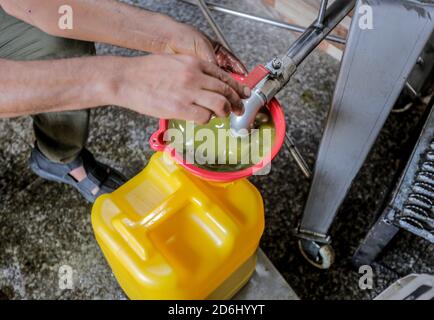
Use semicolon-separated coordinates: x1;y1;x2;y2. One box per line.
149;73;286;182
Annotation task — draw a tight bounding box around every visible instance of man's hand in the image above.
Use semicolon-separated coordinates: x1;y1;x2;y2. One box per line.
212;41;249;76
111;55;250;123
0;0;249;121
163;23;248;76
0;0;247;75
0;55;250;120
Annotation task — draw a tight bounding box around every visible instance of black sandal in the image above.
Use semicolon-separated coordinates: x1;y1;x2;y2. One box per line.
29;146;127;203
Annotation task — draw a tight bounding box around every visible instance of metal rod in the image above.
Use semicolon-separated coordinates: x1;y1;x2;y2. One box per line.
315;0;329;28
180;0;346;45
285;134;312;179
405;81;420;98
285;0;356;66
196;0;234;52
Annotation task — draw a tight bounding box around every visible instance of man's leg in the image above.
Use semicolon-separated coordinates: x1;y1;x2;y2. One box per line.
0;7;94;163
0;8;125;202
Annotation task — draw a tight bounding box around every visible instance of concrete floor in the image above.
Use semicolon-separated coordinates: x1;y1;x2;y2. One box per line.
0;0;433;300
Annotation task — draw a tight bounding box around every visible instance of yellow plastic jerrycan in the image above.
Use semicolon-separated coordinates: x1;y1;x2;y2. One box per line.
91;152;264;300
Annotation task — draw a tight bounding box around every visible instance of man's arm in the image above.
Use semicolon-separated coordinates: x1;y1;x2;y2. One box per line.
0;57;111;118
0;0;216;62
0;55;248;121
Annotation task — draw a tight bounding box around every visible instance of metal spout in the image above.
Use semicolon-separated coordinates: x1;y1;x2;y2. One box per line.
230;0;355;134
230;89;267;137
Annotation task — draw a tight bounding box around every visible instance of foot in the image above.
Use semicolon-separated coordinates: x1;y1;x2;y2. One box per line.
29;146;127;203
69;166;100;195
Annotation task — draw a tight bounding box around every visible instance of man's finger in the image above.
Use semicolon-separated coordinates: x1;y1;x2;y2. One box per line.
215;47;248;76
182;104;213;124
200;61;251;99
194;90;231;118
201;75;244;115
196;38;218;65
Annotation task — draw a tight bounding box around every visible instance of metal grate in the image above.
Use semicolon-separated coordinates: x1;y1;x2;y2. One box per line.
396;140;434;242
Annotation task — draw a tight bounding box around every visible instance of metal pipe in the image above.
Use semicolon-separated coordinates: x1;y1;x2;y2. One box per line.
180;0;346;45
315;0;329;28
231;0;355;136
285;134;312;179
285;0;355;66
196;0;233;52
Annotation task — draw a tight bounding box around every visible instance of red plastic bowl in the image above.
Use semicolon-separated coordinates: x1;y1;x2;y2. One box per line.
149;74;286;182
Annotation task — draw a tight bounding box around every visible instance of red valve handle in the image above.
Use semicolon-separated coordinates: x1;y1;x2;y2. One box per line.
243;65;270;90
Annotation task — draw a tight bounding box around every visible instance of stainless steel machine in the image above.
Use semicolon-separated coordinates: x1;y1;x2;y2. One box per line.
184;0;434;269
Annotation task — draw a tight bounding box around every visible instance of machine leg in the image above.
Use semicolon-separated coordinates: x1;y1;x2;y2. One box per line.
296;0;434;268
352;208;400;267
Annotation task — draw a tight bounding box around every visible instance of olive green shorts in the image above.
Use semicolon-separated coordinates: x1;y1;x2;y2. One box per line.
0;7;95;163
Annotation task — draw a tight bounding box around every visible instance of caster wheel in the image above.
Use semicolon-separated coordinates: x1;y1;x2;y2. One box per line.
298;239;335;269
